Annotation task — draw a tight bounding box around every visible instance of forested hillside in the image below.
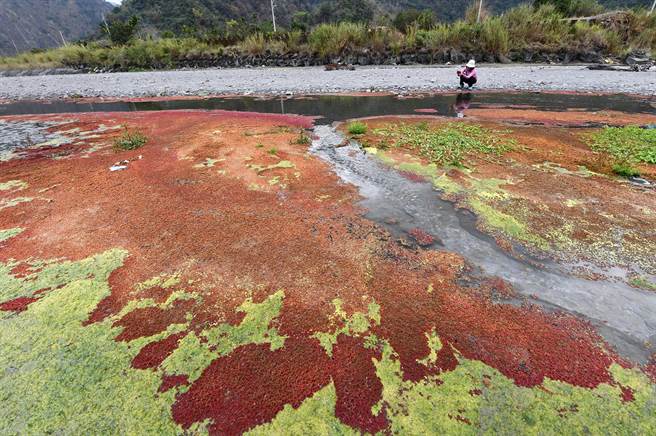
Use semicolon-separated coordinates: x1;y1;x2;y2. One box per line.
109;0;653;35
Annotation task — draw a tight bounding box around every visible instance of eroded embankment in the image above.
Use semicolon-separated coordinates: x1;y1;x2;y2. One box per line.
0;109;655;434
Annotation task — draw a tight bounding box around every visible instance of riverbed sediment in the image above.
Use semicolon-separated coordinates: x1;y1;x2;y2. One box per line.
1;65;655;101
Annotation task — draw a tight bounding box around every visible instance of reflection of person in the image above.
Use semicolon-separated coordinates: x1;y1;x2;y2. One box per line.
454;92;472;118
457;59;477;89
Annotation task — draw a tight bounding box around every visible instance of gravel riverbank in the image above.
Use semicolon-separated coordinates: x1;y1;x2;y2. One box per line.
1;65;655;101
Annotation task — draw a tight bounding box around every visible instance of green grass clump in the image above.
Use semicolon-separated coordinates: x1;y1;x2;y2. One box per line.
113;128;148;151
292;130;311;145
630;276;656;292
373;122;514;167
268;147;278;155
589;126;656;165
348;121;368;135
612;163;641;178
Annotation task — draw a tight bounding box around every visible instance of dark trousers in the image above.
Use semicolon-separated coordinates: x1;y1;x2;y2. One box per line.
460;76;477;87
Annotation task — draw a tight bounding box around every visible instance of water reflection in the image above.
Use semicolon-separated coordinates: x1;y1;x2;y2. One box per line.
453;92;473;118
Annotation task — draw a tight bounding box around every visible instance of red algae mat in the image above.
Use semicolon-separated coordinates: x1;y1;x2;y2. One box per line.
1;109;655;434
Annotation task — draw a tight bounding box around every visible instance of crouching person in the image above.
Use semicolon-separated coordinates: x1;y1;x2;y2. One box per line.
457;60;477;89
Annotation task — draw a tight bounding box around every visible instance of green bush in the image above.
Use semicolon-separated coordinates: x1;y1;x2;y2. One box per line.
393;9;437;32
113;128;148;151
612;163;640;178
481;17;510;55
104;16;140;46
504;4;569;48
309;22;366;58
572;22;621;54
241;33;267;55
348;121;368;135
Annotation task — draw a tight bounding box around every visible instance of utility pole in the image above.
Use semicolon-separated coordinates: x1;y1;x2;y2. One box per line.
102;13;112;40
10;38;19;55
477;0;484;23
271;0;277;32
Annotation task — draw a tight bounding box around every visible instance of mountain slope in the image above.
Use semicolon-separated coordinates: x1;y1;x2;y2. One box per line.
109;0;654;34
0;0;113;56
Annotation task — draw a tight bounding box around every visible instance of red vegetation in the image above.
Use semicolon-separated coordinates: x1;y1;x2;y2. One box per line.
644;359;656;384
159;374;190;393
132;332;188;369
0;110;647;434
172;339;331;435
332;336;388;433
0;296;39;312
620;385;635;402
408;228;435;247
114;301;194;342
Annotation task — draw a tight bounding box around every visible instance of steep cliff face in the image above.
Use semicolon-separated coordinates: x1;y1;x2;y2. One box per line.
0;0;113;55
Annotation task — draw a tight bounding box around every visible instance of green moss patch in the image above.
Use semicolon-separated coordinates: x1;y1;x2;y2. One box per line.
372;122;514;167
630;276;656;292
313;298;381;357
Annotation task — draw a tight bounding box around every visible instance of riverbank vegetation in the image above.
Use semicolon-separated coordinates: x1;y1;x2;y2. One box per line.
1;2;654;71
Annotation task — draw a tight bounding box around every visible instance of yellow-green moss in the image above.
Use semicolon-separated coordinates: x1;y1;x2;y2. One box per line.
0;248;184;434
468;198;549;250
0;180;28;191
249;160;296;174
313;298;381;357
246;383;359;436
0;227;23;243
416;328;442;367
0;249;129;302
134;273;182;292
162;290;287;382
0;196;33;211
372;336;656;435
532;162;597;178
